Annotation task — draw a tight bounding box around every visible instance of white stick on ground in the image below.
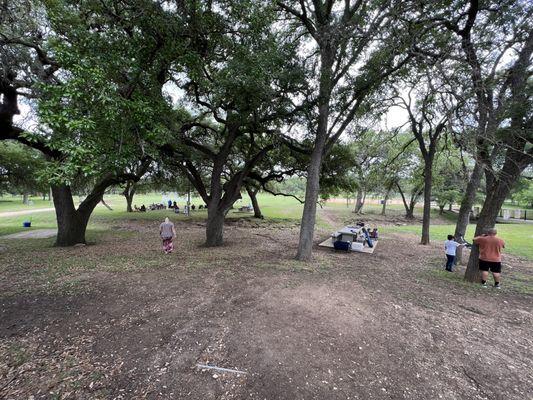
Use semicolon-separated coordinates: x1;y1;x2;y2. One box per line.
196;364;248;375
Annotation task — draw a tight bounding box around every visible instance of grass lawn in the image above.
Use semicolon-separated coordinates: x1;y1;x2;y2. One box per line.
384;223;533;260
0;193;305;236
0;196;53;212
101;192;306;220
2;192;532;260
0;212;57;236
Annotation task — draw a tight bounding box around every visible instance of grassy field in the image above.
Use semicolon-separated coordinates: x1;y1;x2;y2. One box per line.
1;192;532;260
0;193;305;236
0;196;52;212
383;223;533;260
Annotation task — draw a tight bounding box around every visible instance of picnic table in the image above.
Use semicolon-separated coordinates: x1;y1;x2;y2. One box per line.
332;226;362;243
321;225;378;253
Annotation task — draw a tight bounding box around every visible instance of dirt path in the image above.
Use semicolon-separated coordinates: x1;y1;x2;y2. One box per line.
0;219;532;399
1;229;57;239
0;207;55;217
318;207;344;229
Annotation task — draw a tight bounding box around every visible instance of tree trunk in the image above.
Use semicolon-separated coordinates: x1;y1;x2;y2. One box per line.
354;188;364;213
464;159;527;282
122;182;136;212
439;205;445;215
455;245;465;267
421;161;433;245
51;174;120;246
381;189;391;216
463;197;503;282
206;207;226;247
397;182;415;219
52;185;90;246
448;203;453;211
398;192;408;214
22;192;29;205
295;46;334;261
296;144;324;260
454;162;483;264
246;186;262;219
125;194;134;212
454;162;482;239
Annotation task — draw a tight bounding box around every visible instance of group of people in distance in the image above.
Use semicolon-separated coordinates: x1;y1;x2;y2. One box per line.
444;227;505;289
134;203;165;211
133;200;208;213
166;199;207;214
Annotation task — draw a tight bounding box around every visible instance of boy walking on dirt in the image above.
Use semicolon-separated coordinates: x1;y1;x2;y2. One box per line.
444;235;465;272
473;228;505;289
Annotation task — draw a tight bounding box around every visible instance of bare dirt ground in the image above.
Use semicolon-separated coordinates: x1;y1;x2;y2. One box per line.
0;213;532;400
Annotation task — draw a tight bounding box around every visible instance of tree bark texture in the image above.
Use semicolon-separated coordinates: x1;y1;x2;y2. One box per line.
246;186;262;219
454;161;483;264
51;172;130;246
206;206;226;247
463;195;504;283
454;162;482;239
381;189;391;216
420;160;434;245
397;182;419;220
123;182;136;213
296;143;325;261
464;152;531;282
354;188;365;214
52;185;91;246
295;46;334;261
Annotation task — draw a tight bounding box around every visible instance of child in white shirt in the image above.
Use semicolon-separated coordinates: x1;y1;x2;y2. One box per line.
444;235;465;272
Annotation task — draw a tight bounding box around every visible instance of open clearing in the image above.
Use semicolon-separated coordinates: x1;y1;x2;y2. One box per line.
1;211;532;400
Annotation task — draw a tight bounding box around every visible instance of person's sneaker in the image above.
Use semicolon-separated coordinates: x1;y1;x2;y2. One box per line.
494;284;501;290
481;283;488;288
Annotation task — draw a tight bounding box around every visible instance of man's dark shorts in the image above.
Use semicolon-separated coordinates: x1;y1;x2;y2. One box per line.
479;259;502;273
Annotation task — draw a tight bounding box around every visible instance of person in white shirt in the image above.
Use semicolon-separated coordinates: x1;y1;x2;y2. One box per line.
444;235;465;272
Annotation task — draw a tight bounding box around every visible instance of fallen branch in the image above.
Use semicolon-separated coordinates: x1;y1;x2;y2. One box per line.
196;364;248;375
